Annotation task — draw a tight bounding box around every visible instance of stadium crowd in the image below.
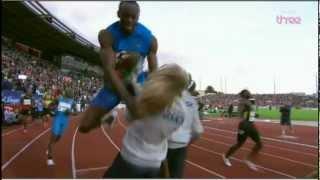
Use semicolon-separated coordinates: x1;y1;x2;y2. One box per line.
1;42;103;125
198;93;317;111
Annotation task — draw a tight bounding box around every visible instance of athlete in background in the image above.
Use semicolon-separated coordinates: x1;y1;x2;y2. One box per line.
222;89;262;171
46;88;75;166
20;90;33;133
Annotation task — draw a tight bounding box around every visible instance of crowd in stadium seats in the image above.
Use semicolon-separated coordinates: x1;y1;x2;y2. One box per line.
1;42;103;125
198;93;317;111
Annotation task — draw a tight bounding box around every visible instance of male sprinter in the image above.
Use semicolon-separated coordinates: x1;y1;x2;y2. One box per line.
47;89;75;166
222;89;262;171
79;1;158;133
20;90;33;133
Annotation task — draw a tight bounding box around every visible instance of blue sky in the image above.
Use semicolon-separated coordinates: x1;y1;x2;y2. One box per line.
41;1;318;94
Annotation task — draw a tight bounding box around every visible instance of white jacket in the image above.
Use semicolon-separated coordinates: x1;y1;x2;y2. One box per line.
168;91;204;149
120;98;186;168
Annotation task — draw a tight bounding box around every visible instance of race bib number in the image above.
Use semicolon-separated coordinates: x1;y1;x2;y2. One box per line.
23;99;31;105
57;101;72;112
249;112;256;122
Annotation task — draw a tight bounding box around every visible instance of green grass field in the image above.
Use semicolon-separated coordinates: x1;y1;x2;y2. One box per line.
203;107;318;121
256;108;317;121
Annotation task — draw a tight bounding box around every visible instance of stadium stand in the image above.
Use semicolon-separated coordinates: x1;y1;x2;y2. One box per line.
2;2;103;126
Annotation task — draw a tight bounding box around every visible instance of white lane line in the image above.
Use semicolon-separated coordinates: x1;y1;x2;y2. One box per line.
204;126;317;149
262;136;317;149
191;144;296;179
76;166;109;173
101;125;120;151
185;160;225;178
2;127;23;137
116;120;225;178
200;137;315;168
117;118;126;128
2;121;38;137
2;128;51;170
204;131;317;158
71;127;79;179
203;119;317;127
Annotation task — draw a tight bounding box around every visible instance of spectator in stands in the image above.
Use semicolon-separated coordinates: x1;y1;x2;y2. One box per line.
279;103;293;136
2;75;13;90
79;1;158;133
80;96;86;112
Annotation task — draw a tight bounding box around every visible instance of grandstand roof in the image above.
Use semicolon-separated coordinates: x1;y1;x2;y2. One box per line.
2;1;101;65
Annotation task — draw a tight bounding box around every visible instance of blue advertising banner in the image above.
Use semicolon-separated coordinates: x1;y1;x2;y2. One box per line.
1;90;24;105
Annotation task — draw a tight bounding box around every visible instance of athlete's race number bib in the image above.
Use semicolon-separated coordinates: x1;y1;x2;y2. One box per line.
57;101;72;112
249;112;256;122
23;99;31;105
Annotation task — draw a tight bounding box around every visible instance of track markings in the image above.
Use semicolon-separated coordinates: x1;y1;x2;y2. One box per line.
204;126;317;149
203;131;317;157
185;160;226;178
71;127;79;179
2;121;38;137
2;128;51;170
191;144;296;178
2;127;23;137
200;137;316;168
101;125;120;151
76;166;109;173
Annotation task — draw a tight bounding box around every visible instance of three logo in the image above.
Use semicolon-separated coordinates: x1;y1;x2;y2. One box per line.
276;15;301;25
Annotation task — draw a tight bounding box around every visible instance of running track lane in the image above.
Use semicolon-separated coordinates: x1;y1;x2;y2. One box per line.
2;120;40;137
201;119;317;177
73;122;119;178
2;124;23;134
194;138;314;178
2;120;48;166
2;116;78;178
201;131;316;165
203;119;317;145
203;125;317;155
2;115;317;178
202;127;318;158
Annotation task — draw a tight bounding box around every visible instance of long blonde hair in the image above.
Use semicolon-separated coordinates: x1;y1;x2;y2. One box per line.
136;63;189;118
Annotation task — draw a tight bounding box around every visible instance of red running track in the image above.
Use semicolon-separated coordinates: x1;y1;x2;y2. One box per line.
1;113;318;178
